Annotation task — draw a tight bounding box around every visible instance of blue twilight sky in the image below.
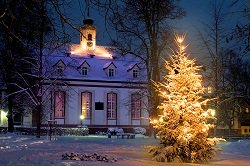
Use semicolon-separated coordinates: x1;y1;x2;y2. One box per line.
65;0;248;61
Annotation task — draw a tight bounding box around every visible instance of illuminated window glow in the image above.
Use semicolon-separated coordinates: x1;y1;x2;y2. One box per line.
107;93;117;119
81;92;92;118
54;91;65;118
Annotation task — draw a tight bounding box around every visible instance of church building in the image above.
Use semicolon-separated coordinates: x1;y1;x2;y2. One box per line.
33;17;150;129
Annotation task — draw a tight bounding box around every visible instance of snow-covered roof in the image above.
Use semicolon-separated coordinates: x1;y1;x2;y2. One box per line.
103;62;117;70
43;44;147;83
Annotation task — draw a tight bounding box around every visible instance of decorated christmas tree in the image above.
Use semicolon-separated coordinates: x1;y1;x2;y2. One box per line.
148;35;222;163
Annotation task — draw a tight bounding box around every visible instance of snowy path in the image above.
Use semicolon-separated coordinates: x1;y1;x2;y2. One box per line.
0;134;250;166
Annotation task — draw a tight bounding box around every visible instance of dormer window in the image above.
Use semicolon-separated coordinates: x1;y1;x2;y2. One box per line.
53;59;65;75
127;63;140;78
57;65;63;75
78;60;90;76
81;67;88;76
103;62;117;78
109;68;114;77
133;69;138;78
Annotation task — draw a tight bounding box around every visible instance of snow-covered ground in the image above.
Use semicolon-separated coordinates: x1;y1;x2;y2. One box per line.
0;133;250;166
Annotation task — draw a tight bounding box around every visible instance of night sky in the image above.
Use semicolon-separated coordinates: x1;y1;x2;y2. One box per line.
65;0;248;61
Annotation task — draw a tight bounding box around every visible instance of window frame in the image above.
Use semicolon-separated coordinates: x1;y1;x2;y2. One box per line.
56;65;63;75
108;68;115;77
81;92;92;119
107;92;117;119
81;66;88;76
131;93;141;119
54;91;65;118
132;69;139;78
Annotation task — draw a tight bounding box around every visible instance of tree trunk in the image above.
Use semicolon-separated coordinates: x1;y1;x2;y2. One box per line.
7;95;14;132
36;103;42;138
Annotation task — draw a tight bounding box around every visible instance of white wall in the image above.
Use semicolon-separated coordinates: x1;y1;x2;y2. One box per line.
42;80;149;126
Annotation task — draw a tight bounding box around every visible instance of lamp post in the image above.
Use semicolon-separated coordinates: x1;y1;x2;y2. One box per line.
80;115;85;127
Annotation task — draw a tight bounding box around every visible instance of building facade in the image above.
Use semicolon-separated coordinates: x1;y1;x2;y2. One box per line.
35;17;149;128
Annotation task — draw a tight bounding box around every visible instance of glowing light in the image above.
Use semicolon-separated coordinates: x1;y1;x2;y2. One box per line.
80;115;85;120
152;119;158;124
183;127;188;133
202;128;207;132
70;45;112;59
202;112;208;117
1;110;7;118
208;109;216;117
176;35;185;44
193;102;201;108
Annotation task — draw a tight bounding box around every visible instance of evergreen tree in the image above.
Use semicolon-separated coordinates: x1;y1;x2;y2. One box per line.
148;35;222;163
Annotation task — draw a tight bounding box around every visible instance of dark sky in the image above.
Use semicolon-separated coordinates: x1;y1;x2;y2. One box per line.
65;0;248;61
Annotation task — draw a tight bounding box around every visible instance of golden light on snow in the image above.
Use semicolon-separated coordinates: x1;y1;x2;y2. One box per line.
70;45;112;59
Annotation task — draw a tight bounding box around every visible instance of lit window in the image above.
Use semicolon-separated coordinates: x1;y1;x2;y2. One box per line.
131;93;141;119
54;91;65;118
81;67;88;76
81;92;92;118
107;93;117;119
56;65;63;75
133;70;139;78
108;68;114;77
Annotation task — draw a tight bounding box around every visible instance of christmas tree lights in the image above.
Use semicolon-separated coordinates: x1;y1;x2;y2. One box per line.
148;35;223;163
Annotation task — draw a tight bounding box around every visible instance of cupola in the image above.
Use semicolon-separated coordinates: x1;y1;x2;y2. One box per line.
80;15;96;51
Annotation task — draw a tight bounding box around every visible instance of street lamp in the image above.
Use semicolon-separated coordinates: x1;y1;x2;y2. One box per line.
80;115;85;126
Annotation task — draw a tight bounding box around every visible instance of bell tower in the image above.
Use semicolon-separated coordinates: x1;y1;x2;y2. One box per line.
80;9;96;51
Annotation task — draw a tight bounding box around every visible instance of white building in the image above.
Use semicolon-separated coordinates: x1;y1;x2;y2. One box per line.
36;17;149;129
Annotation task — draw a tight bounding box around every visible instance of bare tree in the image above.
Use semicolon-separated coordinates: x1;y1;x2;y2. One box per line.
0;0;76;137
90;0;185;135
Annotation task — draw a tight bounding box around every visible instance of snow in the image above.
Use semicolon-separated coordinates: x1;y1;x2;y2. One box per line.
1;133;250;166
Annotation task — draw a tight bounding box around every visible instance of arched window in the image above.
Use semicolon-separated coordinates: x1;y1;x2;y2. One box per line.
81;92;92;118
88;34;92;41
107;93;117;119
54;91;65;118
131;93;141;119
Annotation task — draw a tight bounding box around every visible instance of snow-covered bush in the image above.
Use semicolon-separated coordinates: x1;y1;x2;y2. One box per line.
133;127;146;135
63;127;89;136
107;128;124;135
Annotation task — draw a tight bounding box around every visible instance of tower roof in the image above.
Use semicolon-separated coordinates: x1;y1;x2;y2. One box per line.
83;18;94;25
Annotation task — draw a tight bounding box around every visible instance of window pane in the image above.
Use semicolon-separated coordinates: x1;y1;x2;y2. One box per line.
108;69;114;77
57;66;63;75
54;91;65;118
82;67;88;75
81;92;92;118
107;93;117;119
131;93;141;119
133;70;138;78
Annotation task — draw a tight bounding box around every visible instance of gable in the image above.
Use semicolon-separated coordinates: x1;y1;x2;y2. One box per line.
103;62;117;70
78;60;90;69
127;63;140;71
53;59;66;67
